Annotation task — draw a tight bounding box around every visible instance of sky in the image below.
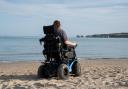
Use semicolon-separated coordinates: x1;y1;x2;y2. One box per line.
0;0;128;37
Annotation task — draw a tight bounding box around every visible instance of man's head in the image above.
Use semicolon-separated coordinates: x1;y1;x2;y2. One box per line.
53;20;61;29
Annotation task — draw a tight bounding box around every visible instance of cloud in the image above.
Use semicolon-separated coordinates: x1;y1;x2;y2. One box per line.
0;0;69;17
1;0;128;17
0;0;37;16
68;3;128;9
0;0;128;36
5;0;66;4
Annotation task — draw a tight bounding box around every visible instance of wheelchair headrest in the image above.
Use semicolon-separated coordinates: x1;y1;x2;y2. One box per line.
43;25;54;34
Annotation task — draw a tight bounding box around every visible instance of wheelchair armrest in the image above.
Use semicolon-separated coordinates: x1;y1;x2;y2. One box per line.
62;46;75;53
62;49;69;52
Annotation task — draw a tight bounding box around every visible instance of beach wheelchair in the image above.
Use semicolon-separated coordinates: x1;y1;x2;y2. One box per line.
37;25;81;80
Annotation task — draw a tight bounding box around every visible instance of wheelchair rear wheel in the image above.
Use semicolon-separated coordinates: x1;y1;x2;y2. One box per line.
57;64;69;80
37;64;50;78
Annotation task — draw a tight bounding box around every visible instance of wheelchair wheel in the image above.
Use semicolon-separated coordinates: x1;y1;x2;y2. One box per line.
57;64;69;80
72;61;81;76
37;65;49;78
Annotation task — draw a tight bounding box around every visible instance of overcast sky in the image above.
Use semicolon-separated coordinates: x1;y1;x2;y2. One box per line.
0;0;128;37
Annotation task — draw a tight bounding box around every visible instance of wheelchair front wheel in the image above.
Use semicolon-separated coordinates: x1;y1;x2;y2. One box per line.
72;61;81;76
57;64;69;80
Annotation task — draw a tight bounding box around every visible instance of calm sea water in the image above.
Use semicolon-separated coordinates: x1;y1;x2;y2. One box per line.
0;36;128;61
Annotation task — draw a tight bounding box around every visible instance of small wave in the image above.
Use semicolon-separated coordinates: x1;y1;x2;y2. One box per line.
0;52;42;56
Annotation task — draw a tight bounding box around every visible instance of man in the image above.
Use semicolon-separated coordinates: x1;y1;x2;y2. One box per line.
53;20;77;47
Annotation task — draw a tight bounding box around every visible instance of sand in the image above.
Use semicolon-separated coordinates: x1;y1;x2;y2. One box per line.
1;59;128;89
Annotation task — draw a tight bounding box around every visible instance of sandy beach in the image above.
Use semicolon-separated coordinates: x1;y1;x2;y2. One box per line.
1;59;128;89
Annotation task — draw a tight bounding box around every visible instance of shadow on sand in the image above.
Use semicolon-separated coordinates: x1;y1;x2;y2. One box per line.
0;74;55;81
0;74;39;81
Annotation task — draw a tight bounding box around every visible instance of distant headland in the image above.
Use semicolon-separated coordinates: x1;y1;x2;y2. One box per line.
76;33;128;38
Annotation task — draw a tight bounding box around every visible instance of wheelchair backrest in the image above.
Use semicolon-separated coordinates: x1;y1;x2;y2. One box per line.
42;25;63;59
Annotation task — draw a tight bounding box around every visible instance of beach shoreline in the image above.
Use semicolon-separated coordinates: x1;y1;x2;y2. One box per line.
1;58;128;89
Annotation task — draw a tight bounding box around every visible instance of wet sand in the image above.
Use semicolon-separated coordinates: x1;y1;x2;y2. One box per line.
0;59;128;89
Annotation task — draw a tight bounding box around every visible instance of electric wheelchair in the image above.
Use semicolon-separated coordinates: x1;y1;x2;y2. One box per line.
37;25;81;80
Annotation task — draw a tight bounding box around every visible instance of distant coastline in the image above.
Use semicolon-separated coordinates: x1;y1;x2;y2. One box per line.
77;32;128;38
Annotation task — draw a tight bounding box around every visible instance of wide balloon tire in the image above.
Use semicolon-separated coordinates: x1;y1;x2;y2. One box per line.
37;65;49;78
72;61;81;76
57;64;69;80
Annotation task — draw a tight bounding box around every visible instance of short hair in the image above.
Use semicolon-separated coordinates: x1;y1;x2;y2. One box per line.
53;20;60;25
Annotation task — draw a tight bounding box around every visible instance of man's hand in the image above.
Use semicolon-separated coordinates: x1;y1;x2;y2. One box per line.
66;42;77;48
74;43;77;48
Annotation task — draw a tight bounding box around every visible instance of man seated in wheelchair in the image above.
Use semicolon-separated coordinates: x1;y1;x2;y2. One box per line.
38;20;81;79
40;20;77;62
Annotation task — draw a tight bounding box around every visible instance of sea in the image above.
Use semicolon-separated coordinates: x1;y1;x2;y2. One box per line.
0;36;128;62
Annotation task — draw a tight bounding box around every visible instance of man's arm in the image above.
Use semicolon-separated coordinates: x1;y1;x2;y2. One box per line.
62;30;77;47
65;40;77;47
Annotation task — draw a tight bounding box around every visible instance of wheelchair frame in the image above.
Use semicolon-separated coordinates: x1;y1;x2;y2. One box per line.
37;25;81;79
